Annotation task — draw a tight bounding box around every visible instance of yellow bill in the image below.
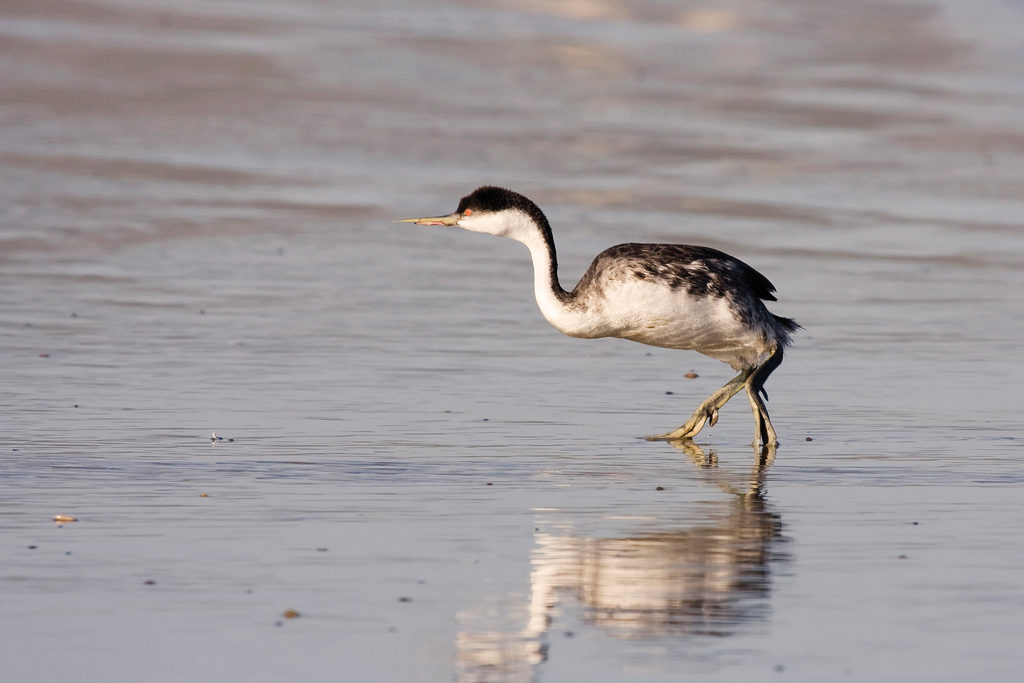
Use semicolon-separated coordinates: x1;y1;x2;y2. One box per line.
395;214;459;226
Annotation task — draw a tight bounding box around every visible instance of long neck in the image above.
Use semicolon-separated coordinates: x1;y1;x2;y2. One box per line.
521;223;569;307
502;213;589;334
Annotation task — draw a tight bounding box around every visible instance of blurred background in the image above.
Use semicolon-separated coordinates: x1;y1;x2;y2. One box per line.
2;1;1024;681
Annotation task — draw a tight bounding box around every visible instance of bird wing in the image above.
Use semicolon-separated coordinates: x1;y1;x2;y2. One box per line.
576;243;779;302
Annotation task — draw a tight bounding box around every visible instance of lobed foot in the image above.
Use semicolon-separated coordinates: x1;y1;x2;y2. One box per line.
646;347;785;447
645;410;711;441
646;372;748;442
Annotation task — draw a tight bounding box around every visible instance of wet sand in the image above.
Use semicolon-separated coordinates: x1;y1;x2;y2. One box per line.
3;0;1024;680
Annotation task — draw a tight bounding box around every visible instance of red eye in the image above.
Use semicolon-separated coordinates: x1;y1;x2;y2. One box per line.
463;209;473;216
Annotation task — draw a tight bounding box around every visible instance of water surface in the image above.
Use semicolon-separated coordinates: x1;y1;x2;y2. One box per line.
2;0;1024;680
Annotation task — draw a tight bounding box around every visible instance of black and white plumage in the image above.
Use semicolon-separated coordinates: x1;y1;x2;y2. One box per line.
399;186;798;446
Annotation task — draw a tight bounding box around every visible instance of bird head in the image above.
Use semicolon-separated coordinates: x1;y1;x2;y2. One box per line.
397;186;551;243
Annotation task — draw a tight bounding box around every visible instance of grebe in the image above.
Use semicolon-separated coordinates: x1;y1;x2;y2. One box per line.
399;186;798;446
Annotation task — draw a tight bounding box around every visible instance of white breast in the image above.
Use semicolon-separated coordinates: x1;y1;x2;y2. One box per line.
545;277;771;370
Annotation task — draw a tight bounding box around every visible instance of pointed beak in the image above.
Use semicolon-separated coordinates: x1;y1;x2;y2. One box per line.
395;213;460;226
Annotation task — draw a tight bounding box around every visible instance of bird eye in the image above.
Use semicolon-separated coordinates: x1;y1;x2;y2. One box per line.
463;209;473;216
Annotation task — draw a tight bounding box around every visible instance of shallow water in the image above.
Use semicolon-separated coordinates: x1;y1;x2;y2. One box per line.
3;0;1024;680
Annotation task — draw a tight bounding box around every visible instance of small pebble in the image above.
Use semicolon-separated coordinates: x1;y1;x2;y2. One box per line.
39;353;50;358
28;545;37;550
316;547;328;552
805;436;813;441
898;554;908;560
665;390;674;395
144;580;156;585
398;596;412;603
655;486;665;491
486;482;493;486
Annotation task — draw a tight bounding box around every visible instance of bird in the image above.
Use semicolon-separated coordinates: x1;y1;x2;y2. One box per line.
398;186;798;446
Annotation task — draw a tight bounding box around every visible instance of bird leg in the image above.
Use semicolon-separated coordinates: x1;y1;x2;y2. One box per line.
648;345;785;444
745;384;777;447
646;369;752;441
744;346;783;447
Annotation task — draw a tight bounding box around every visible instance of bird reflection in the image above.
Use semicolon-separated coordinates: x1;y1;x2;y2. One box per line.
455;443;786;681
531;442;781;640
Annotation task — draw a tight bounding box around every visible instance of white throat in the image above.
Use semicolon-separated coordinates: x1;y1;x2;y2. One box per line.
459;209;595;337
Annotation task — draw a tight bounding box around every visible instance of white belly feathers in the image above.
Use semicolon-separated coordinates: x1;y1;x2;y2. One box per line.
542;276;770;369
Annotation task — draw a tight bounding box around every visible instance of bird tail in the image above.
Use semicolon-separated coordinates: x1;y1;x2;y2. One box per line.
772;314;800;347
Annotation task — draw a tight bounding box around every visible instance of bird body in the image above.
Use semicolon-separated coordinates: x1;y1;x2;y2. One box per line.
544;243;791;370
399;186;797;446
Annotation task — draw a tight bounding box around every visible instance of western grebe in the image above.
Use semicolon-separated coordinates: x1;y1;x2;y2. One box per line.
399;186;798;446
